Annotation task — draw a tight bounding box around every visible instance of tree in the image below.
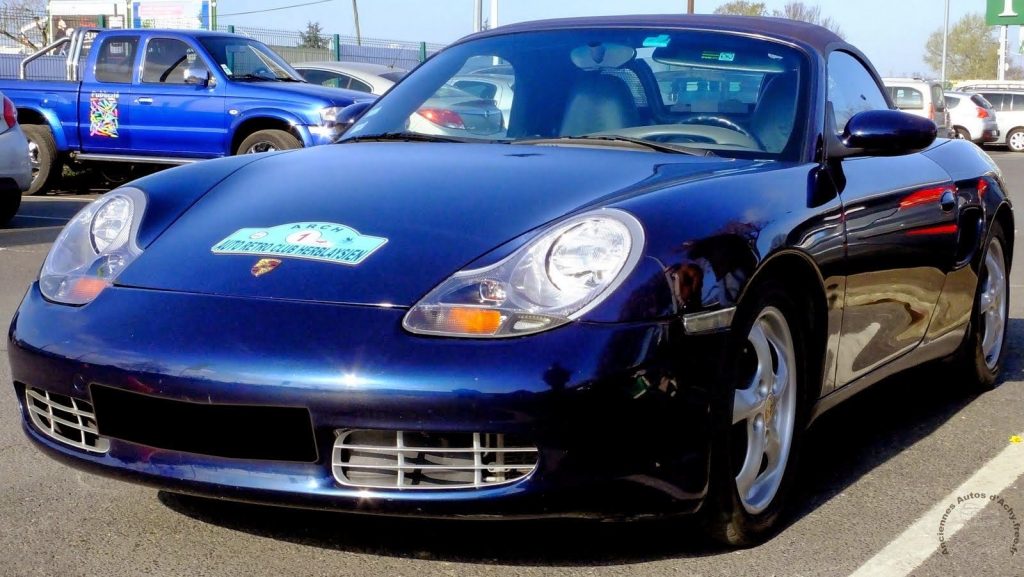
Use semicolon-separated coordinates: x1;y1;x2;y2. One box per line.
924;13;1000;81
298;21;327;50
714;1;768;16
772;2;843;39
0;0;48;52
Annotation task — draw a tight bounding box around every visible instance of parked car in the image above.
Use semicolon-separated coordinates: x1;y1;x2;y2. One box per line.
955;81;1024;152
447;73;514;128
407;85;504;137
944;91;999;143
10;15;1011;548
883;77;952;137
294;61;407;95
0;90;30;224
0;28;373;195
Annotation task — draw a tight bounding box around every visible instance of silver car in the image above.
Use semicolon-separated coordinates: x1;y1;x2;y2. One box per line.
294;61;407;95
944;91;999;144
0;91;31;225
955;82;1024;152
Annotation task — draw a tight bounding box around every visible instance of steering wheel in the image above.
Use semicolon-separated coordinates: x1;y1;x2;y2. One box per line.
682;115;764;149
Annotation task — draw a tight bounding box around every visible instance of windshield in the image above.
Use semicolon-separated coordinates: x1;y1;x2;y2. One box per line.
199;36;303;81
342;28;809;159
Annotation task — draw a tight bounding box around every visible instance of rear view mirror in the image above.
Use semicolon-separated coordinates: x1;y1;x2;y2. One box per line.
336;101;374;131
184;66;211;87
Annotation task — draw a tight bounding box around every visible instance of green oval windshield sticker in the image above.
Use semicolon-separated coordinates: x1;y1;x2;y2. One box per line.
211;222;388;266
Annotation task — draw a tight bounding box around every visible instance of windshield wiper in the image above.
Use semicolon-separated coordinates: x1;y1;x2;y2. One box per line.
231;74;286;82
339;132;468;144
514;135;714;157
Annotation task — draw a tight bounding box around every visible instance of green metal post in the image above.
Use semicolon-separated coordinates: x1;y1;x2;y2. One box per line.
333;34;341;61
228;25;235;33
419;41;427;62
98;14;106;29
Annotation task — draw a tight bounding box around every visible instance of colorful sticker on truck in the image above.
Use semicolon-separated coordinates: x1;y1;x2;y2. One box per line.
89;92;120;138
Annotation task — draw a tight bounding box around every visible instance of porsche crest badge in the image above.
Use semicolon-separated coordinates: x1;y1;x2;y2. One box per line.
251;258;282;277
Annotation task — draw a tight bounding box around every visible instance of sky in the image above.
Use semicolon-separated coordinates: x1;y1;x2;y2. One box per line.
215;0;1022;77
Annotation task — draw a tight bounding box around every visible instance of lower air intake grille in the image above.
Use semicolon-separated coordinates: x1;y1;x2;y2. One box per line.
25;387;109;453
332;429;538;490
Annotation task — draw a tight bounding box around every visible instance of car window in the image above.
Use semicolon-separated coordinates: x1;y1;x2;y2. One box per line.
299;69;350;88
944;95;959;109
982;93;1005;110
349;78;373;93
380;70;407;83
199;36;302;81
452;79;498;100
971;94;994;109
888;86;924;110
828;52;889;131
95;36;139;84
1012;93;1024;112
931;84;945;110
143;38;205;84
346;29;810;160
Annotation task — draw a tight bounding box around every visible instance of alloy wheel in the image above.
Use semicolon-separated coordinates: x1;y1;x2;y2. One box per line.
979;238;1008;369
733;306;797;515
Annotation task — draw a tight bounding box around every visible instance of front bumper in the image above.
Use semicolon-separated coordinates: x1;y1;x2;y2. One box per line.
9;284;727;519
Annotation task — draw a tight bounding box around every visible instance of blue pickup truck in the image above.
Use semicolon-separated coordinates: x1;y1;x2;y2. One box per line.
0;27;372;194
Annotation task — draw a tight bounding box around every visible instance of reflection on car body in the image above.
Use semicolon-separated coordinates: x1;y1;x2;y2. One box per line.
8;15;1013;548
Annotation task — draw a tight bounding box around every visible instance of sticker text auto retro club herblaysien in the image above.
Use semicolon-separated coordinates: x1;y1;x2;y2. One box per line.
211;222;388;266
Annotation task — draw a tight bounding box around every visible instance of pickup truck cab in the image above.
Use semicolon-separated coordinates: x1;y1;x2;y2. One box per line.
1;28;372;194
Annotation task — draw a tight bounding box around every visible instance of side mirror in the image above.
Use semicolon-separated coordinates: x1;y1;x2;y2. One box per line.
336;100;374;130
830;109;936;159
184;66;211;87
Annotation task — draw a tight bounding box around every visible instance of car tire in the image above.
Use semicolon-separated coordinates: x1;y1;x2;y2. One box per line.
951;222;1010;391
704;280;809;547
1007;129;1024;153
0;189;20;226
954;127;972;141
23;124;60;196
236;129;301;155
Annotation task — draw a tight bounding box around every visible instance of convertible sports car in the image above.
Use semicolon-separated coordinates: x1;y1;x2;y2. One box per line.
8;15;1013;546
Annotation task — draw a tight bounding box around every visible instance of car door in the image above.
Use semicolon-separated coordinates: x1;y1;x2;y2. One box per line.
828;52;959;388
131;37;226;157
79;34;140;152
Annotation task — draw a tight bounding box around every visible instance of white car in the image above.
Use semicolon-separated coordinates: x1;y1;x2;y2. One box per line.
955;81;1024;152
944;91;999;144
0;91;31;225
448;73;515;129
882;77;953;138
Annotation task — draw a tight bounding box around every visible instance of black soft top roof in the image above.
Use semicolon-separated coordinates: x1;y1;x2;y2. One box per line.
465;14;845;53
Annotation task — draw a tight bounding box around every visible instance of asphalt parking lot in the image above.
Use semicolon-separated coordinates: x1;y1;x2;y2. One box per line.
1;152;1023;577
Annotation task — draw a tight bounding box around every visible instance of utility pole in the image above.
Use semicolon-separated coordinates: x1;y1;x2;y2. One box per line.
474;0;483;32
1000;25;1008;81
352;0;362;46
940;0;949;84
687;0;695;14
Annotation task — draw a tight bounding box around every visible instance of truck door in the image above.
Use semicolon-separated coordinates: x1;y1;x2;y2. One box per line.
79;34;139;152
131;37;227;157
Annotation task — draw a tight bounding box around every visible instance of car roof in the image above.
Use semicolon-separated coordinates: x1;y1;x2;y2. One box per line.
463;14;845;52
294;61;407;75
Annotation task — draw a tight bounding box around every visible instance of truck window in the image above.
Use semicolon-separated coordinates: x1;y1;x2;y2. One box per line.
143;38;206;84
95;36;140;84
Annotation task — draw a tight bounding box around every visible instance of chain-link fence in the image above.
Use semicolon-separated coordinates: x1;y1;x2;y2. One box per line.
0;8;446;71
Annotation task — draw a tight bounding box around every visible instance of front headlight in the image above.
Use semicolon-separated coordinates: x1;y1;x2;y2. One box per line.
40;188;146;305
319;106;345;126
403;209;645;338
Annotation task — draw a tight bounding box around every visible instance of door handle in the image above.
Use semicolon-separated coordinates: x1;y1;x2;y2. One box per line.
940;190;956;212
135;97;153;105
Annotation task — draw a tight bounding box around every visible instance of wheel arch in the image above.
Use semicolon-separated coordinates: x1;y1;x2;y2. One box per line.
229;114;303;155
17;107;68;151
737;250;829;403
993;203;1015;273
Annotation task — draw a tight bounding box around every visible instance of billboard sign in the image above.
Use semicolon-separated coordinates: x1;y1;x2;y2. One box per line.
988;0;1024;26
132;0;210;30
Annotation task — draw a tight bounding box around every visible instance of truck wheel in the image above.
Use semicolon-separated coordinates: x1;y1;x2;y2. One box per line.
0;189;20;226
236;130;301;155
23;124;60;196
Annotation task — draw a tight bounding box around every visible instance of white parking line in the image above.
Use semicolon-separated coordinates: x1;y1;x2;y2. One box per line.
848;435;1023;577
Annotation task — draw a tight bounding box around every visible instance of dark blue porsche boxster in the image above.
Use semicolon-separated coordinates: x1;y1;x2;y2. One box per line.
8;15;1013;546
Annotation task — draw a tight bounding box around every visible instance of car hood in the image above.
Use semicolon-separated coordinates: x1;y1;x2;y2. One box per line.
231;80;372;106
117;143;753;306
